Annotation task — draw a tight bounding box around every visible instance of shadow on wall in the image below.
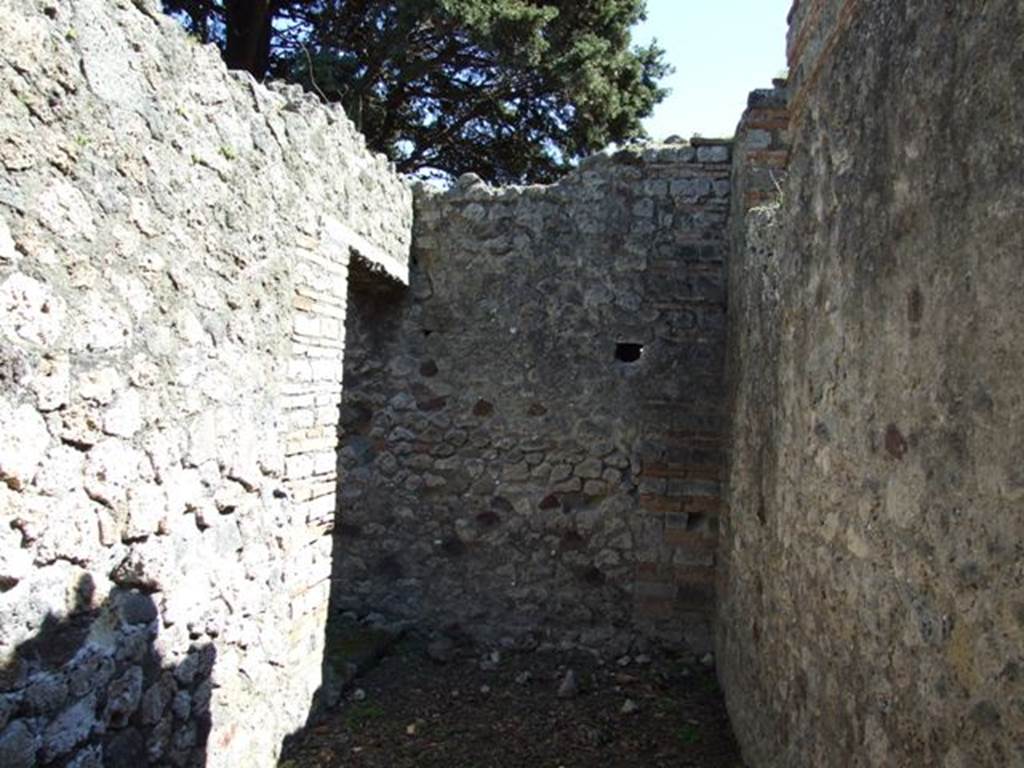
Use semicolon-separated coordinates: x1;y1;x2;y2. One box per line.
277;258;414;763
0;574;214;767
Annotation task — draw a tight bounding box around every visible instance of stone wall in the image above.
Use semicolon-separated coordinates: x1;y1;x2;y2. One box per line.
334;142;732;655
0;1;410;766
719;1;1024;766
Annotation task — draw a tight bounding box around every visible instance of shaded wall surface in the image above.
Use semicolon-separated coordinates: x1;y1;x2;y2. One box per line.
0;1;410;766
719;1;1024;766
337;145;732;654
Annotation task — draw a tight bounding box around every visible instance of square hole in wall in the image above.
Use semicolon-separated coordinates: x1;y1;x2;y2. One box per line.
615;342;644;363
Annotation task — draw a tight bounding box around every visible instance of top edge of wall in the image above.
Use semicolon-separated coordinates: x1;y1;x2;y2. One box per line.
416;139;735;202
787;0;802;25
62;0;413;276
785;0;862;127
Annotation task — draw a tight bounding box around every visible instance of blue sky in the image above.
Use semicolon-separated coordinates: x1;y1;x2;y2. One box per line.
632;0;792;140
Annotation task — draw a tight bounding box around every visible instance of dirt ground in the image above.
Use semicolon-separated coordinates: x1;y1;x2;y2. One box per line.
279;636;745;768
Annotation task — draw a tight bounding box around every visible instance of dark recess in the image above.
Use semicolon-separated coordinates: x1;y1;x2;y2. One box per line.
615;342;644;363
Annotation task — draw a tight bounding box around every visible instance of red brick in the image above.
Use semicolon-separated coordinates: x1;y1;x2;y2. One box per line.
745;149;791;168
635;561;666;580
634;597;676;620
640;462;722;481
663;529;717;553
682;496;722;516
745;190;782;208
639;494;683;513
674;565;716;585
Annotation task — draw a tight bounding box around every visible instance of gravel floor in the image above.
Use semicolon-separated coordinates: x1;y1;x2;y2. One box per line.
279;636;745;768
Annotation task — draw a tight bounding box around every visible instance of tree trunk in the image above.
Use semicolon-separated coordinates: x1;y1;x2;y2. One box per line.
223;0;275;79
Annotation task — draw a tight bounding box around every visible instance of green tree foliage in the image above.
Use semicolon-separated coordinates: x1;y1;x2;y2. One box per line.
163;1;669;183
